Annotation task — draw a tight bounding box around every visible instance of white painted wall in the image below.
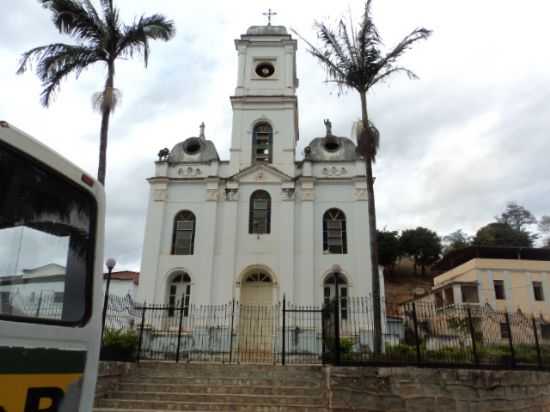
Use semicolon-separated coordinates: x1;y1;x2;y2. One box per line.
138;25;380;307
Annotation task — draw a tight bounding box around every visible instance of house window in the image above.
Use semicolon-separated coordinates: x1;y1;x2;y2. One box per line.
324;273;348;320
323;209;347;254
167;272;191;317
434;291;443;308
500;322;510;339
444;288;454;305
172;211;196;255
541;324;550;340
461;285;479;303
533;281;545;302
494;280;506;300
252;122;273;163
249;190;271;234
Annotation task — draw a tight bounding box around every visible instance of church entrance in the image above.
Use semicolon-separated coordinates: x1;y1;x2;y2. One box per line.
238;272;275;362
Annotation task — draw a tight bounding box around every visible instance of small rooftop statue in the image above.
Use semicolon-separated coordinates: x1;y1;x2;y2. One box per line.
324;118;333;136
158;147;169;162
199;122;205;139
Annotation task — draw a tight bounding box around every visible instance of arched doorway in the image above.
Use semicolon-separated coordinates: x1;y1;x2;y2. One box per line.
324;272;348;321
238;271;274;361
240;271;273;306
166;271;191;318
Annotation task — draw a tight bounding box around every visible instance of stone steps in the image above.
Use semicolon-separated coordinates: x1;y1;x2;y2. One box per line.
95;362;327;412
117;382;320;396
95;399;326;411
126;375;323;387
104;390;323;406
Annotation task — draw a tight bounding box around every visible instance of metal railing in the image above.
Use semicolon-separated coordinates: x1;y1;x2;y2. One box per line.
98;294;550;370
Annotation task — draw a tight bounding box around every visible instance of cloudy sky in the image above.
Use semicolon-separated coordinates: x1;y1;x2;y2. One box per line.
1;0;549;271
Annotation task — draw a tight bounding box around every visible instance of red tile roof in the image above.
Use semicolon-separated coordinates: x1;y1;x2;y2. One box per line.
103;271;139;285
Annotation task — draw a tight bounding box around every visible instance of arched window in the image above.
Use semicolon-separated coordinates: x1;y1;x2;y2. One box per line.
168;271;191;317
252;122;273;163
324;273;348;320
172;211;196;255
244;272;272;283
249;190;271;234
323;209;347;254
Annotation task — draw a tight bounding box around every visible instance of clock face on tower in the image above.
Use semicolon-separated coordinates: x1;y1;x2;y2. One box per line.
255;62;275;78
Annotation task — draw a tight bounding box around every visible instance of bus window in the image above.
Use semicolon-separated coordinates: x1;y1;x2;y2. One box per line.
0;141;96;325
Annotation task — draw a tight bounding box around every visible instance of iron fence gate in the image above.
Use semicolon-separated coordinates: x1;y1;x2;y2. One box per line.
102;294;550;370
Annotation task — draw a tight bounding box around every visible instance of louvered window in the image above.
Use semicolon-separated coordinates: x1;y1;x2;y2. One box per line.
252;122;273;163
249;190;271;234
323;209;347;254
172;211;196;255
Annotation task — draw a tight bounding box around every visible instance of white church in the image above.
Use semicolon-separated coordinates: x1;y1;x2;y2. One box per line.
137;23;382;311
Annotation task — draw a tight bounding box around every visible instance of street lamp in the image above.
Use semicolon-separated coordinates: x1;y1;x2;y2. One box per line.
101;257;116;339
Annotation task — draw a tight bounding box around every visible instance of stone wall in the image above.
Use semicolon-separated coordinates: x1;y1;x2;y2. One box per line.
95;361;136;399
327;366;550;411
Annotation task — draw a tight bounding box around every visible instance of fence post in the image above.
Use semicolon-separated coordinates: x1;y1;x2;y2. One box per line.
504;312;515;367
334;294;341;366
136;303;147;364
35;291;43;318
467;307;479;366
229;299;235;363
282;295;286;366
532;316;542;369
175;300;185;363
411;302;421;365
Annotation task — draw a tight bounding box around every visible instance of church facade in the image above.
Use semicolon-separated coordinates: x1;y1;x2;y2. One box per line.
137;24;382;310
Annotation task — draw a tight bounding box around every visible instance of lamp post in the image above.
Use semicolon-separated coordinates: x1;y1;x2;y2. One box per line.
101;257;116;339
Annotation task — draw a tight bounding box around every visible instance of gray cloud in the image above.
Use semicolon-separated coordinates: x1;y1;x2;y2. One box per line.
2;0;550;270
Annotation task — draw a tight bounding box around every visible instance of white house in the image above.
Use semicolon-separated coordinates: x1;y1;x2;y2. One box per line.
138;23;381;310
0;263;139;319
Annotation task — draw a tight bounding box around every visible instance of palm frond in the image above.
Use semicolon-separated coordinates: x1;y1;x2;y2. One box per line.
39;0;104;42
39;51;99;106
369;66;418;88
374;27;431;76
117;14;175;66
17;43;102;77
295;1;430;95
292;28;349;93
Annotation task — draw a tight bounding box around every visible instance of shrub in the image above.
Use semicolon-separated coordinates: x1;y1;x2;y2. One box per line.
101;328;138;362
339;337;354;354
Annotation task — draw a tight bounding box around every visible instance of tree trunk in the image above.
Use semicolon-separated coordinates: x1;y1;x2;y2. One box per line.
359;91;382;354
97;62;115;185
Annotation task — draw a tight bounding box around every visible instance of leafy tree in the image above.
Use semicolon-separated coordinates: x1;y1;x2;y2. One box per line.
538;216;550;247
496;202;537;232
295;0;431;354
442;229;471;254
400;227;442;276
473;222;532;248
17;0;175;185
377;229;400;270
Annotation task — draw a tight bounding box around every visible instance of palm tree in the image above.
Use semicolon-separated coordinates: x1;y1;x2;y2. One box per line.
294;1;431;353
17;0;175;185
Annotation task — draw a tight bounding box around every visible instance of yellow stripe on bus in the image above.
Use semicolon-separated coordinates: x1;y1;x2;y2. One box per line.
0;373;82;411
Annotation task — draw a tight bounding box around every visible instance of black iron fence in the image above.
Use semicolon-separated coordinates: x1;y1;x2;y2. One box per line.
100;294;550;370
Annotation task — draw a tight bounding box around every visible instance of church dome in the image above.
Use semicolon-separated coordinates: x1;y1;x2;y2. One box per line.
305;136;359;162
245;25;288;36
168;137;219;164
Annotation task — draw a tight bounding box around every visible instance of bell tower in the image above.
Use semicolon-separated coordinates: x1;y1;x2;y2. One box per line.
229;20;299;176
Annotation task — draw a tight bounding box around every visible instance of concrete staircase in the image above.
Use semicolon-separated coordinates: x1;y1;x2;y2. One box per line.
94;362;328;411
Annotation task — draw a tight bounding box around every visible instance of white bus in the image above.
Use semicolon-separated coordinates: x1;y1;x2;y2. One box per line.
0;121;105;411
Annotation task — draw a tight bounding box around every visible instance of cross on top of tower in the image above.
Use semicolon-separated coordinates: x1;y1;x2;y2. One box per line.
262;8;277;26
